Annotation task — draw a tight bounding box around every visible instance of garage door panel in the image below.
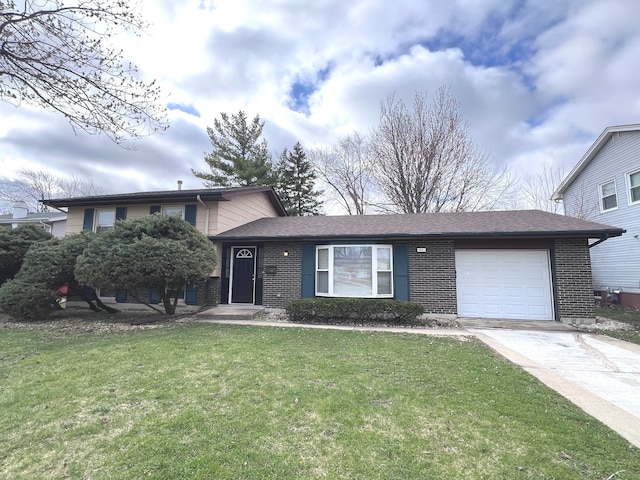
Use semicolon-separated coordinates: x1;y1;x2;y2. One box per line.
527;286;546;298
504;304;525;316
456;250;553;321
504;286;524;298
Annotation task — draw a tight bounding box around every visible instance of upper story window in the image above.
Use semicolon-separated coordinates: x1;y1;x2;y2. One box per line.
163;206;184;218
627;169;640;205
598;180;617;212
95;209;116;231
316;245;393;298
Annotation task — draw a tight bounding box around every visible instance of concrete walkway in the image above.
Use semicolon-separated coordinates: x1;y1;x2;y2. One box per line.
197;316;640;448
469;327;640;448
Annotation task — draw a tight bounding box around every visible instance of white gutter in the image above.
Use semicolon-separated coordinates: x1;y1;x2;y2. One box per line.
196;195;210;236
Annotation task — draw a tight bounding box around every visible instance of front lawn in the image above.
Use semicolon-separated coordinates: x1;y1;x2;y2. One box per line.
1;318;638;479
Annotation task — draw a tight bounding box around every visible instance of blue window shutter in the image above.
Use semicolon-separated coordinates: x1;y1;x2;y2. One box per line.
115;289;127;303
185;204;197;226
301;244;315;298
150;206;161;214
82;208;94;232
185;283;198;305
149;289;161;304
393;244;409;301
115;207;127;221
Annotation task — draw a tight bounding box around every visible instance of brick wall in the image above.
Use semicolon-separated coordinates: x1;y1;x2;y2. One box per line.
406;239;457;315
262;242;302;308
553;238;595;322
260;239;459;313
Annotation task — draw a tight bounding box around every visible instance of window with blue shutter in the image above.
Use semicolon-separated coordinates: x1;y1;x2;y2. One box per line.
150;206;161;214
82;208;94;232
393;244;409;301
185;204;197;226
185;284;198;304
301;244;315;298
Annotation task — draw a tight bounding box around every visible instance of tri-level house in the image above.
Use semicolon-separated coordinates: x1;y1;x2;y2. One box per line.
43;186;286;306
45;186;625;323
554;124;640;309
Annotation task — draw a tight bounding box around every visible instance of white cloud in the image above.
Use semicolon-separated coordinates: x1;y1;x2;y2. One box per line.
1;0;639;209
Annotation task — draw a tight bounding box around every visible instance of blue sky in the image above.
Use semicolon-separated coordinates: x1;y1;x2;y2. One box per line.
1;0;640;213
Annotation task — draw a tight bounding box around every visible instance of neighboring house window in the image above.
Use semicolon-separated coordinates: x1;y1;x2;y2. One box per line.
95;209;116;231
315;245;393;298
627;169;640;205
598;180;617;212
163;205;184;218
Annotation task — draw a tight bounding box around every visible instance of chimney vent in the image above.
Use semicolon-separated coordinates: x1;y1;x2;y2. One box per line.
12;201;28;219
177;180;183;191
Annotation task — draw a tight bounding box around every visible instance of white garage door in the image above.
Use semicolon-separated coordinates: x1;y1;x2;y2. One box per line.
455;250;554;321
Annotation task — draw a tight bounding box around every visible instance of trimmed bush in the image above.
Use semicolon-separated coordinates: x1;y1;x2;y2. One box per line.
286;298;425;325
0;279;56;320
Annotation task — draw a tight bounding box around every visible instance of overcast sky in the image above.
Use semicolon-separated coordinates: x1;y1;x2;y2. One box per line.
1;0;640;212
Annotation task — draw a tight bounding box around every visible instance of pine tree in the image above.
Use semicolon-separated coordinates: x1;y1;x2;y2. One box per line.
276;142;323;216
192;111;275;187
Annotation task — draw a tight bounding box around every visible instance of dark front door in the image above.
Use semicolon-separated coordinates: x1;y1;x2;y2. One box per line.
231;247;256;303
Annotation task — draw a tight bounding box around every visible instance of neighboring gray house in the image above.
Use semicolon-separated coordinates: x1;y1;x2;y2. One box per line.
553;124;640;308
0;202;67;237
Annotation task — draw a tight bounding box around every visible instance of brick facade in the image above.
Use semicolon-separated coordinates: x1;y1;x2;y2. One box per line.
553;238;595;322
254;237;596;323
406;239;457;315
262;241;302;309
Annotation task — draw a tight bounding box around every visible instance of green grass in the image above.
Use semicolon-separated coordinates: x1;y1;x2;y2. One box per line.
595;306;640;345
1;322;639;479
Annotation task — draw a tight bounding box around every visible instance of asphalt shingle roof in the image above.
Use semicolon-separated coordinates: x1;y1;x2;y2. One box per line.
215;210;624;240
41;186;287;216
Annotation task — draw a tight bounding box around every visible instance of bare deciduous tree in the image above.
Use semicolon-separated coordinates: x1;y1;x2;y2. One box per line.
369;88;516;213
310;132;375;215
0;168;104;212
0;0;167;143
521;159;565;213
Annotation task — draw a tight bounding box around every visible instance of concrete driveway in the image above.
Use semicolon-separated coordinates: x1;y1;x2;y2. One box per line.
466;323;640;448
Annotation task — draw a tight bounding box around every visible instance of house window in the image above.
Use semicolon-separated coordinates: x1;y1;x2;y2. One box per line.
627;169;640;205
315;245;393;298
95;209;116;231
163;206;184;218
598;180;617;212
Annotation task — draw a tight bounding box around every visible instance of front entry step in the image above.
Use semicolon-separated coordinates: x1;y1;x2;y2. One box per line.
196;305;265;321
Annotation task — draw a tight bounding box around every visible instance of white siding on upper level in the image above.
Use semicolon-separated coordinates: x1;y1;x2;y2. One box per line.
563;130;640;294
216;192;280;234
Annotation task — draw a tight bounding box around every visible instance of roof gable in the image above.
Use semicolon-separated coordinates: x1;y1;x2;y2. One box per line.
554;124;640;198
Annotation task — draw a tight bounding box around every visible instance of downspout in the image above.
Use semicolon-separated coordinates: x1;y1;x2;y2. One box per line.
38;220;52;233
196;195;210;236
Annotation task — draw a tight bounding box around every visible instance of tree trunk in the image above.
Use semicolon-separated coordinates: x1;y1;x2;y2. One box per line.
72;286;120;313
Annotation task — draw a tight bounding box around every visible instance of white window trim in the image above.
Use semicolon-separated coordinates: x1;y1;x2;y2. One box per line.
94;208;116;232
162;205;185;219
315;244;394;298
598;179;618;213
626;168;640;206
